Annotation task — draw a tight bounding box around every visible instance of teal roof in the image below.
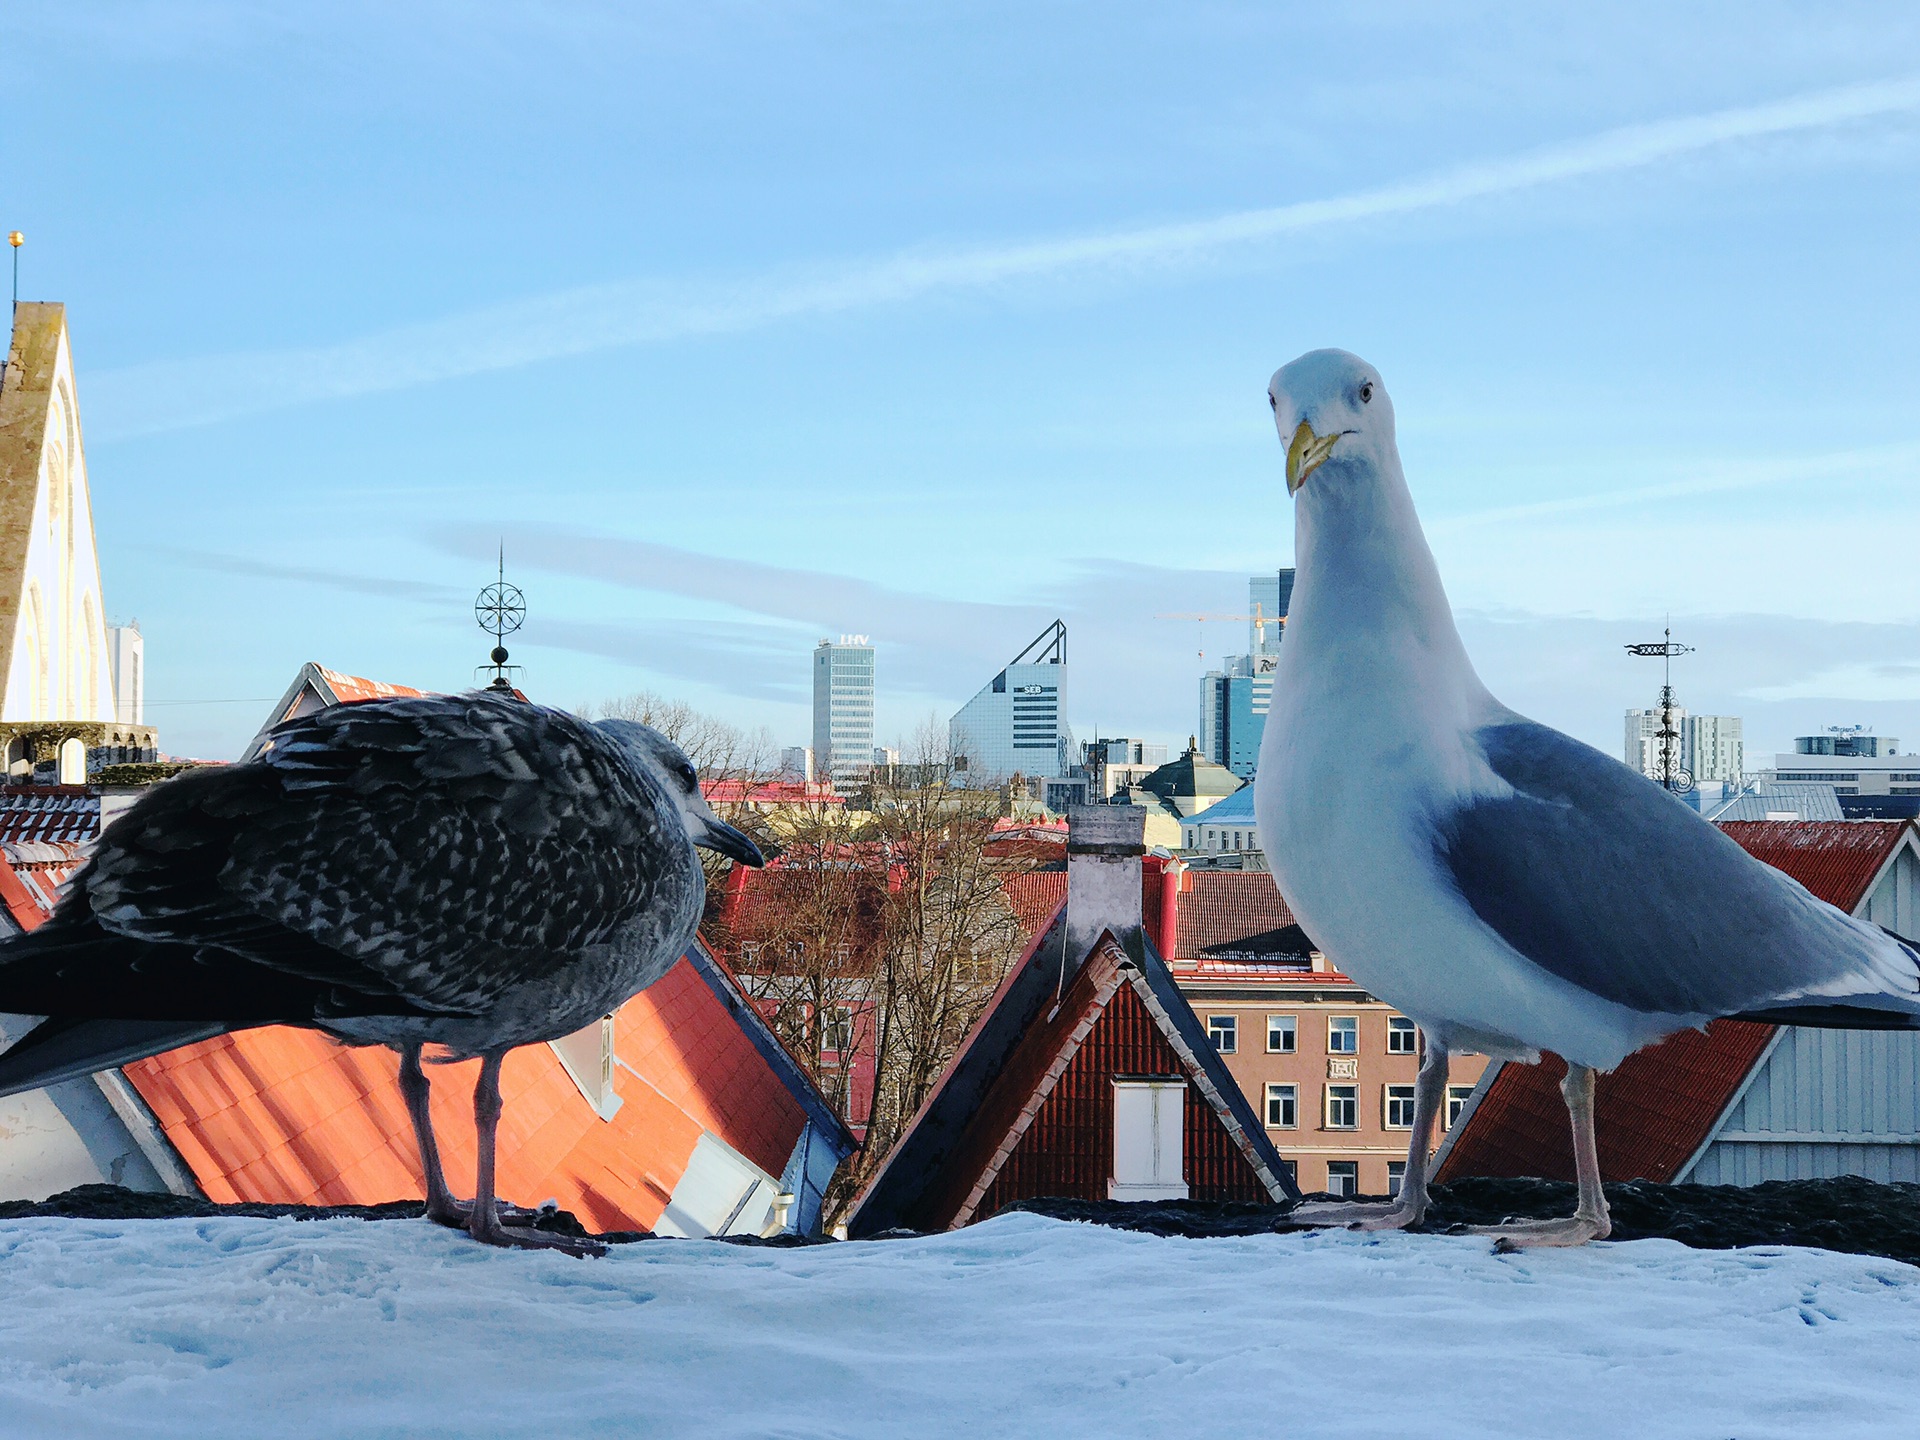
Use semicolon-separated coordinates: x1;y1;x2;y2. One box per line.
1187;786;1256;826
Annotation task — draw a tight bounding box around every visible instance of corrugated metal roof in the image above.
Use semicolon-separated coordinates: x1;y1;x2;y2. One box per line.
313;666;429;705
1436;819;1913;1185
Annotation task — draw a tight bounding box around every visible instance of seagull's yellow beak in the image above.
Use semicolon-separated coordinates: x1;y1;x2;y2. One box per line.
1286;420;1340;495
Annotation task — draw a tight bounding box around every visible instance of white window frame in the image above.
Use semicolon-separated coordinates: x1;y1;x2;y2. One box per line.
1325;1084;1358;1130
1386;1160;1406;1199
1266;1015;1296;1054
1207;1014;1238;1054
1328;1016;1358;1055
1264;1082;1297;1129
1386;1017;1417;1054
1383;1084;1417;1130
1446;1084;1476;1130
1325;1160;1358;1199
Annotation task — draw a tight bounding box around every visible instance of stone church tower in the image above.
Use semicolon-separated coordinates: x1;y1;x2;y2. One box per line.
0;303;153;781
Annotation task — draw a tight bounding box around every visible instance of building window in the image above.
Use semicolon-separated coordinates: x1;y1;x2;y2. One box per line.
1279;1159;1298;1189
1325;1084;1358;1129
1110;1078;1189;1201
821;1006;853;1059
1266;1015;1296;1053
1208;1015;1237;1053
1328;1016;1358;1054
1386;1017;1417;1054
1384;1085;1417;1129
1446;1084;1476;1129
1265;1083;1297;1129
1386;1161;1406;1199
1326;1161;1358;1198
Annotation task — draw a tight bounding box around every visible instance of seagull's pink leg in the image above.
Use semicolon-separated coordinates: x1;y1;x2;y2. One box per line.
465;1050;606;1257
1473;1063;1613;1250
1289;1036;1448;1230
398;1043;467;1227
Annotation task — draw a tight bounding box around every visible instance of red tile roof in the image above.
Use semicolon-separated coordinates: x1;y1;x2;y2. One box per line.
122;952;814;1232
0;788;100;845
1002;869;1067;944
1715;820;1907;909
1170;870;1301;959
1436;819;1914;1185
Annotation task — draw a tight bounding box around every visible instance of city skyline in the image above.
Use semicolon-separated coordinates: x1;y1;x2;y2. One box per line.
5;6;1920;761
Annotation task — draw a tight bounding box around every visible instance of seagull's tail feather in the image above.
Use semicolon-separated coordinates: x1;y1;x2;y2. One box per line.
0;1016;232;1098
1736;929;1920;1030
1732;1004;1920;1030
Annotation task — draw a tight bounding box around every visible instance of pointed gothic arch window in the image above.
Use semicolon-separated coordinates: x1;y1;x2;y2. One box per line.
23;584;48;720
79;593;99;718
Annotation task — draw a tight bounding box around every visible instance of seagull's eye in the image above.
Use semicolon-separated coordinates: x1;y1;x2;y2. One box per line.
1359;381;1374;404
1268;393;1277;411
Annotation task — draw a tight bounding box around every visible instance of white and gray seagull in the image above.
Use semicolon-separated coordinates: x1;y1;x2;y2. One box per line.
1256;348;1920;1247
0;692;763;1256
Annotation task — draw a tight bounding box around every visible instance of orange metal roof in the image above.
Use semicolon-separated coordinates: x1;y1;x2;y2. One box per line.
121;953;815;1233
313;666;429;705
1437;819;1914;1186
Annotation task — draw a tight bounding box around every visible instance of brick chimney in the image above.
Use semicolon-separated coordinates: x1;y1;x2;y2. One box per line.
1065;805;1145;963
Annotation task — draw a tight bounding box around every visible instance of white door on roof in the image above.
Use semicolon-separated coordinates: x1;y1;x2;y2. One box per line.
654;1132;781;1238
1109;1076;1190;1201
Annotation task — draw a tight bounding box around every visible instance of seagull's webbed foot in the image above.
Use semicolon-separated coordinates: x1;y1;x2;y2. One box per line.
1468;1212;1611;1252
466;1210;608;1258
424;1196;546;1230
1286;1198;1426;1232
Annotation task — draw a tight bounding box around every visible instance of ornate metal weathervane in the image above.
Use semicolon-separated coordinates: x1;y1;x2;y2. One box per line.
1625;625;1695;793
475;545;524;693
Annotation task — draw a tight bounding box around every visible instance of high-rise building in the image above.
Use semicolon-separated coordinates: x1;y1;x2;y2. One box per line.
812;637;875;791
1683;714;1743;784
1625;705;1687;782
949;621;1070;781
1248;569;1295;658
107;621;144;725
1199;653;1276;780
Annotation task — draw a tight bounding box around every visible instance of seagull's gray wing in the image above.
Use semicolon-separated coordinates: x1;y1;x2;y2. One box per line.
34;694;680;1019
1434;719;1918;1018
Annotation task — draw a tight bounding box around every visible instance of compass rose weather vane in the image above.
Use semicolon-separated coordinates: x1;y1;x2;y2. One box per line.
476;546;524;693
1625;625;1695;794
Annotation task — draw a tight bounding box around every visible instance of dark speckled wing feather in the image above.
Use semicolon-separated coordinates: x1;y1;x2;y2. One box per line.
6;694;680;1022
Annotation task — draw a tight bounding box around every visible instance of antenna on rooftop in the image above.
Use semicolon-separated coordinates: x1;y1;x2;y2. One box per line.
8;231;21;309
475;543;525;694
1625;624;1695;793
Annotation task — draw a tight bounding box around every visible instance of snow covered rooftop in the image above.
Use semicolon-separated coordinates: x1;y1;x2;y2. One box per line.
0;1213;1914;1436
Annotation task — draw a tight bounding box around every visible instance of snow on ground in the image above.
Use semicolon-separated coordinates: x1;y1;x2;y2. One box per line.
2;1214;1919;1439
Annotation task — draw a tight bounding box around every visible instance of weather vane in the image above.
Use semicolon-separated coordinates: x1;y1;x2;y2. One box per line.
475;544;524;693
1625;624;1695;793
8;231;21;309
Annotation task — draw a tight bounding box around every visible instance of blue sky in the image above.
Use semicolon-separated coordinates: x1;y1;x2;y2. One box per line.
7;2;1920;763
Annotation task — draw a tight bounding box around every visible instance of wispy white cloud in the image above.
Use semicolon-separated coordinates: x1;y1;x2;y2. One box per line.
87;71;1920;440
1428;439;1920;531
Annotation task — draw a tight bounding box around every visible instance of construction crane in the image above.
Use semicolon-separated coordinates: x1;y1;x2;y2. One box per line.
1153;605;1283;665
